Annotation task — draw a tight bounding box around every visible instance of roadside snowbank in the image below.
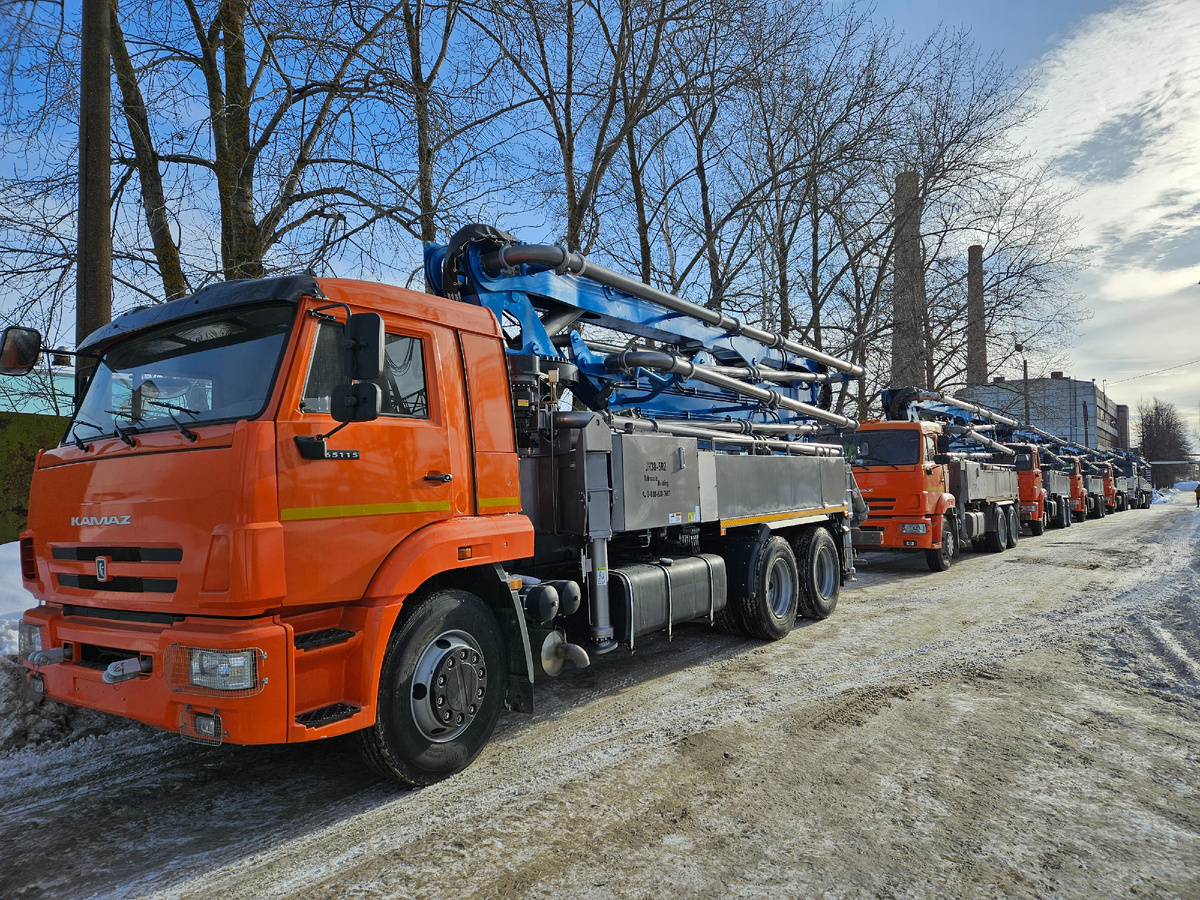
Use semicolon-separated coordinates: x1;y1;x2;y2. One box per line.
0;655;124;753
0;542;36;656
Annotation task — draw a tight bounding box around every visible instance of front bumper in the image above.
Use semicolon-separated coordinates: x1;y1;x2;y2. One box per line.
852;517;937;550
20;604;291;744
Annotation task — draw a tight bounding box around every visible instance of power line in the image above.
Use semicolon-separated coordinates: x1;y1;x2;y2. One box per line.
1110;357;1200;384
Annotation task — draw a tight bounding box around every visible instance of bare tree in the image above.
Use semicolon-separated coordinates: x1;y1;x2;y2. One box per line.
1138;397;1192;487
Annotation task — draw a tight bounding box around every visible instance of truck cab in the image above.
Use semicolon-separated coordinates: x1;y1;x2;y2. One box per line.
848;420;957;570
17;276;533;751
1004;442;1049;534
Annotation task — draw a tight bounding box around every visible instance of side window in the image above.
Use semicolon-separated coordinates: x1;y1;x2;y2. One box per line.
300;321;429;419
378;334;428;418
300;322;343;414
924;435;938;462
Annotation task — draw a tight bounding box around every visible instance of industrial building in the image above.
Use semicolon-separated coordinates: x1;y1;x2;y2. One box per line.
959;372;1129;451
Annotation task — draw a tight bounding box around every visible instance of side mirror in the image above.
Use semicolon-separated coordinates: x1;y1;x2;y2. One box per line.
935;434;950;455
345;313;384;381
0;326;42;376
331;382;381;424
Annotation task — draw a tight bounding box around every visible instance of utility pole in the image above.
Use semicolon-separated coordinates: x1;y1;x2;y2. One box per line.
75;0;113;402
1022;358;1031;425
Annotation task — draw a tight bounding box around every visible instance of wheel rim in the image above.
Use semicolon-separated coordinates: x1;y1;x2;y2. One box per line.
767;557;796;617
410;629;487;743
813;543;839;599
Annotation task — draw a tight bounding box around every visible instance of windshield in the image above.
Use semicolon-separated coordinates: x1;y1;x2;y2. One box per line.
69;302;294;442
848;430;920;467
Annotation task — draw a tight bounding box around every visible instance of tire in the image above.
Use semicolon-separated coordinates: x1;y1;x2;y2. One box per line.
357;589;505;786
795;526;841;619
737;535;800;640
1005;505;1019;549
925;514;955;572
1029;507;1045;536
983;506;1006;553
1063;501;1072;527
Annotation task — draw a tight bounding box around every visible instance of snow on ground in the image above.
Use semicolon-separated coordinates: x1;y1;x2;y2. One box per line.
0;542;36;656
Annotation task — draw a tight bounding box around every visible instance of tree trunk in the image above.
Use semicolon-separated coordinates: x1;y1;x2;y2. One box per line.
216;0;262;280
110;0;187;299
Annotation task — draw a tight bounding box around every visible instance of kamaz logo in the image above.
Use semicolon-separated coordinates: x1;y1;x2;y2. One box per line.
71;515;132;526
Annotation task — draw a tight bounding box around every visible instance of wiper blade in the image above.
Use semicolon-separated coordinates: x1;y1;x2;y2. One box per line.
142;399;201;441
146;399;200;417
104;410;139;447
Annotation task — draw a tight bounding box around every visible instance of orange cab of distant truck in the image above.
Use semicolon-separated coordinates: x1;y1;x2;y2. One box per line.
1007;443;1049;532
848;420;955;556
17;277;532;750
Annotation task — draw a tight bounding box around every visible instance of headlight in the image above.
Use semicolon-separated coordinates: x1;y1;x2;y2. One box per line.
188;649;257;691
18;622;42;661
900;523;928;534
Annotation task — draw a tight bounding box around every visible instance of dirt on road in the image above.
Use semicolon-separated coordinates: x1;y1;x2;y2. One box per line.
2;498;1198;900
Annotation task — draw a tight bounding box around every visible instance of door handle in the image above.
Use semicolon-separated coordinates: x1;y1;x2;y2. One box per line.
424;472;452;483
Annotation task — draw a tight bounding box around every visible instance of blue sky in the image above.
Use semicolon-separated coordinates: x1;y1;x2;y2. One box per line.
882;0;1200;434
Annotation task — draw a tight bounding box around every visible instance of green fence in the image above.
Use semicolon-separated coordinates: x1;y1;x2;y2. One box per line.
1;412;70;543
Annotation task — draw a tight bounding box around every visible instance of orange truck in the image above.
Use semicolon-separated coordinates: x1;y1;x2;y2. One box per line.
849;419;1019;572
1006;443;1073;533
6;232;865;785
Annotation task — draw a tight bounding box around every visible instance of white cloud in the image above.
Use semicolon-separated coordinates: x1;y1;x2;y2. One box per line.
1021;0;1200;420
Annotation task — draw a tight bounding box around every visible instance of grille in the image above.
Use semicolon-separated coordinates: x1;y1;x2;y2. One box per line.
53;546;183;562
296;703;360;728
57;574;177;593
294;628;355;651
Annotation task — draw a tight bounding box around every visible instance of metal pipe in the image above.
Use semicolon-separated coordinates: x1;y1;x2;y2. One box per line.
914;390;1019;427
564;335;831;384
605;349;857;430
482;244;865;377
652;419;829;436
945;425;1016;456
607;414;843;457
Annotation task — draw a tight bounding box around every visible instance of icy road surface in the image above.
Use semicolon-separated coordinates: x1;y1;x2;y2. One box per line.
2;498;1199;899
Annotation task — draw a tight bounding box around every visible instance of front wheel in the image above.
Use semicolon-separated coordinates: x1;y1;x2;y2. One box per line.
1029;507;1046;536
925;514;956;572
357;589;505;786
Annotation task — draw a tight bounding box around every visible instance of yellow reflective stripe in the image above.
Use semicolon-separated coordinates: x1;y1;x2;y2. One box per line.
721;505;847;528
477;496;520;508
280;500;451;522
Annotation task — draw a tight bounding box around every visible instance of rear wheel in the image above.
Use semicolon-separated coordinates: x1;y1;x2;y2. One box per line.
795;527;841;619
357;589;505;786
737;535;800;640
983;506;1007;553
1005;505;1020;548
925;514;956;572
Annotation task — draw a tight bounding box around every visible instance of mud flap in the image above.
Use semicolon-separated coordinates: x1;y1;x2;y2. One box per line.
492;563;535;714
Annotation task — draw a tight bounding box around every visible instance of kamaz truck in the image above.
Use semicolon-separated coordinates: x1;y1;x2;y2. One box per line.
849;388;1019;572
6;225;866;786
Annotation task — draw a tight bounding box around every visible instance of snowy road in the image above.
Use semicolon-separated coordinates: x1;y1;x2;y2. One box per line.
2;498;1199;899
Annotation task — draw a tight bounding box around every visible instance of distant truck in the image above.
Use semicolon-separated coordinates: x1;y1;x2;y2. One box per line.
1005;443;1072;532
849;419;1019;572
1113;455;1153;509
